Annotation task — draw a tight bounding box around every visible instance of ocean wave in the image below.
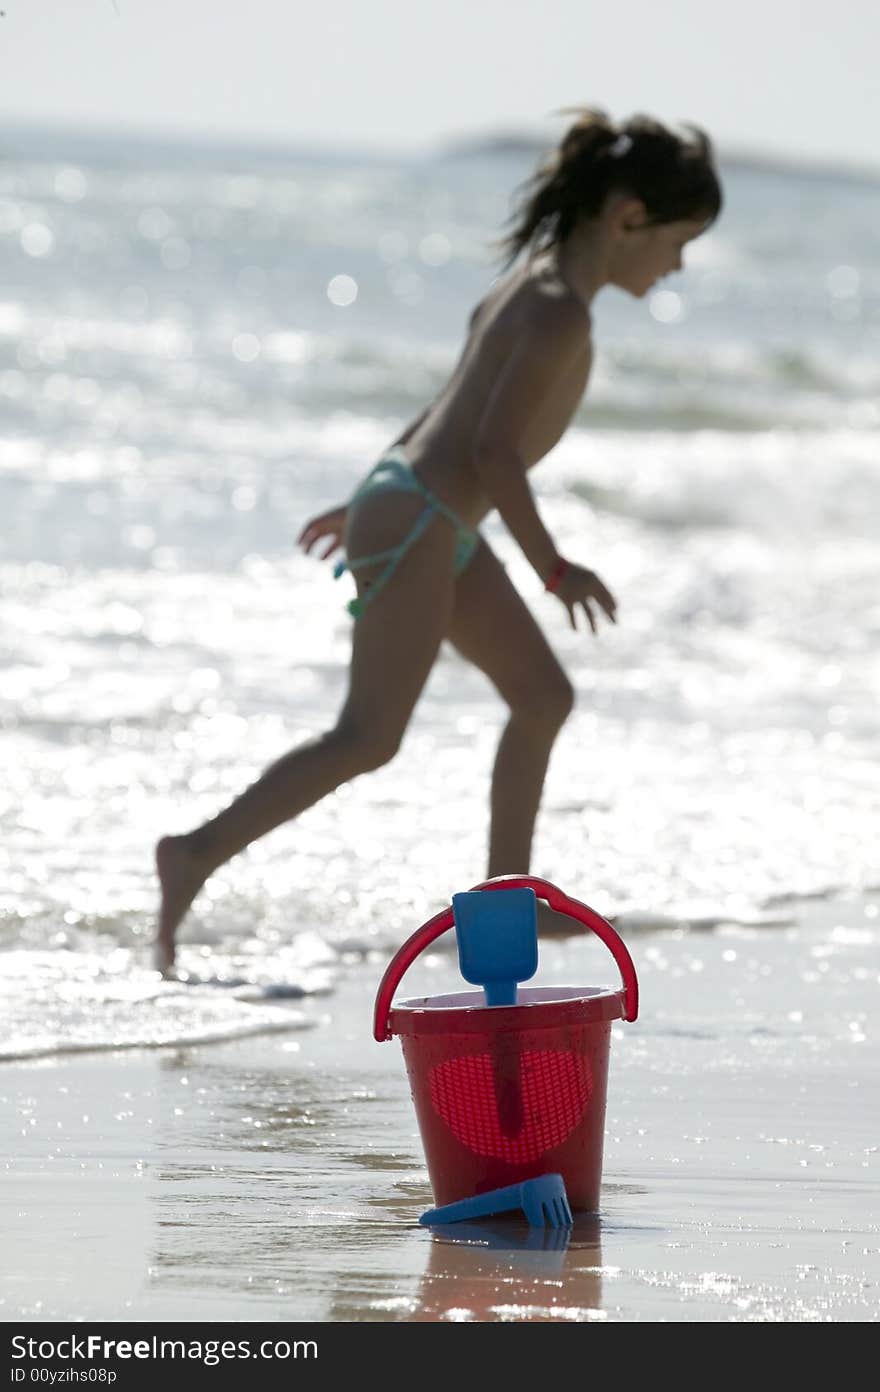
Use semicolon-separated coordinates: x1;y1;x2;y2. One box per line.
552;426;880;535
0;948;319;1063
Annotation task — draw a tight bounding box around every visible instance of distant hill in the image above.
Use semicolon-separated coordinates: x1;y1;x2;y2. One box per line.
437;130;880;188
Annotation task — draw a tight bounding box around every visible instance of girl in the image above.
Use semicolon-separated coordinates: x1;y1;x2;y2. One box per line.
155;108;722;974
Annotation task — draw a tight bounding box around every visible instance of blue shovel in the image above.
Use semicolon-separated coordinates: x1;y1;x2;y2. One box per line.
452;886;539;1140
451;887;539;1006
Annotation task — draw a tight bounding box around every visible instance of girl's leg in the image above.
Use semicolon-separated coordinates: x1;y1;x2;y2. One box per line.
155;495;458;972
446;540;575;877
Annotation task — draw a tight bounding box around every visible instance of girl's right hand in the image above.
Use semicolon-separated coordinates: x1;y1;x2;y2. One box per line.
297;505;348;560
551;560;618;634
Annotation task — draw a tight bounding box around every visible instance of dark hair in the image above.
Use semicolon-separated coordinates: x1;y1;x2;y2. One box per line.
498;107;722;266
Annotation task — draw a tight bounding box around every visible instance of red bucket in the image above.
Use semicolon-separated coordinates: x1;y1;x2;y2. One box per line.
373;875;639;1213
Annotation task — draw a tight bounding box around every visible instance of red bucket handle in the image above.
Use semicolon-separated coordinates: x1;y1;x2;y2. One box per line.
372;874;638;1041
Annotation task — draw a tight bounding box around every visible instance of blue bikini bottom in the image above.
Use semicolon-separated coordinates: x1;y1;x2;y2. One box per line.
335;448;479;619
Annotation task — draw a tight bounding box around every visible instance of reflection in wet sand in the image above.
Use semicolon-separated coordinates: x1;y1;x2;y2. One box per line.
406;1214;604;1322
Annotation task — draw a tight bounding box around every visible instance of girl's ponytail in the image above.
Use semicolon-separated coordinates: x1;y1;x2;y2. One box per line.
498;107;721;266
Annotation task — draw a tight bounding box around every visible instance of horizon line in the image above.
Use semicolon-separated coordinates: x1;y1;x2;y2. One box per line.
2;113;878;186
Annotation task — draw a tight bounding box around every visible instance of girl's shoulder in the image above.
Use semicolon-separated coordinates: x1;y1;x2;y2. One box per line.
511;262;592;359
472;259;590;347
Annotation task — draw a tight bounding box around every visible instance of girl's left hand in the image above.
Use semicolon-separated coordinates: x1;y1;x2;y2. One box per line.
298;505;347;560
552;561;618;634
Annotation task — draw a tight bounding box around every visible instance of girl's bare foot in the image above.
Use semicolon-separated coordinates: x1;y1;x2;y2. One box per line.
154;835;211;977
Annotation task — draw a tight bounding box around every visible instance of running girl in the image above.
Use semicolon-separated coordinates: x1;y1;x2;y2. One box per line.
155;108;722;973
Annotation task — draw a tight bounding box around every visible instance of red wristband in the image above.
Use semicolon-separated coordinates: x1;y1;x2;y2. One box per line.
544;557;568;593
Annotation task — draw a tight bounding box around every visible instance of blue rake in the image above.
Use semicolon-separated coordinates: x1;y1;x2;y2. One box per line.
419;1174;573;1229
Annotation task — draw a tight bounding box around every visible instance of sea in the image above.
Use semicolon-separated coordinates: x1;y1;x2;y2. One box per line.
2;122;878;1061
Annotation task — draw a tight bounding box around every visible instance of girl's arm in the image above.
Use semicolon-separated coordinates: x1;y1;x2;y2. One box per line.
298;504;347;559
387;400;434;451
473;293;587;582
473;294;617;632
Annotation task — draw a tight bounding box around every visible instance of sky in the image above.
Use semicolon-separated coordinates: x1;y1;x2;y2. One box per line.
2;0;879;171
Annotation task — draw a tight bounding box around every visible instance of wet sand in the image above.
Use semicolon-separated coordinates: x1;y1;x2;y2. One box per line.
1;893;878;1323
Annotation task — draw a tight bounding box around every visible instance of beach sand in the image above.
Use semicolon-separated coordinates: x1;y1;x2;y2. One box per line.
2;892;878;1324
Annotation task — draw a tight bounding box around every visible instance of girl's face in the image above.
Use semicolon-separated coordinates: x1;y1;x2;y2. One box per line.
610;216;708;298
